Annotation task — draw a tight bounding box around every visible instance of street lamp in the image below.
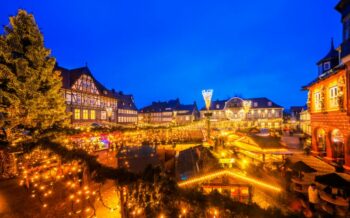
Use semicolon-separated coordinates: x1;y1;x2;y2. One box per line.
202;89;213;142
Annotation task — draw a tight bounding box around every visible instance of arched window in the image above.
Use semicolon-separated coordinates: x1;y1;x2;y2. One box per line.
316;129;326;154
331;129;345;162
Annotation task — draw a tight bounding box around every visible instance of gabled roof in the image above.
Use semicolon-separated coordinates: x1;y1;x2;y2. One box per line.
140;98;196;113
200;99;228;111
200;97;283;110
177;146;201;177
114;92;137;110
336;0;350;13
178;169;281;192
56;65;115;98
177;104;195;111
246;97;283;109
290;106;306;113
116;145;160;174
317;39;339;65
302;64;346;90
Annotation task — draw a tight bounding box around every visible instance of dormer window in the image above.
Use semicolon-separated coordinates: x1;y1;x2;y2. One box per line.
254;102;258;107
323;61;331;71
216;104;220;109
267;101;272;107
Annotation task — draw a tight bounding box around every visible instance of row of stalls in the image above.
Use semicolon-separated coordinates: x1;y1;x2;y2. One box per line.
287;157;350;217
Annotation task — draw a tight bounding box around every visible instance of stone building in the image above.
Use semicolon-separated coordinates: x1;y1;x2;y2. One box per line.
200;97;284;129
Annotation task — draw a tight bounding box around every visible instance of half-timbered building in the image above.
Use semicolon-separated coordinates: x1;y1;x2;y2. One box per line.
56;66;118;125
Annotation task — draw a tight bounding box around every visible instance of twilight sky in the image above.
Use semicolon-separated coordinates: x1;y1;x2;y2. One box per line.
1;0;342;109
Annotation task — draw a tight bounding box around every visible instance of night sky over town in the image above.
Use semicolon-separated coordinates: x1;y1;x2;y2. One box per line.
1;0;342;108
3;0;350;217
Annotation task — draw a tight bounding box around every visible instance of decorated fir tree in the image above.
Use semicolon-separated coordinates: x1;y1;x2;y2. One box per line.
0;9;68;144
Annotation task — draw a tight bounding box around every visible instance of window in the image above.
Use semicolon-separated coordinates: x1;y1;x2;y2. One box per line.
329;86;338;108
323;62;331;71
83;110;88;119
101;111;107;120
314;92;321;111
90;110;96;120
267;101;272;107
74;109;80;120
66;92;71;102
216;104;220;109
275;111;280;118
254;102;258;107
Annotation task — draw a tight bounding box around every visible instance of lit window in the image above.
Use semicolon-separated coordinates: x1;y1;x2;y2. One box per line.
83;110;88;119
74;109;80;120
329;86;338;108
254;102;258;107
216;104;220;109
268;101;272;106
101;111;107;120
66;92;71;102
314;92;321;111
90;110;96;120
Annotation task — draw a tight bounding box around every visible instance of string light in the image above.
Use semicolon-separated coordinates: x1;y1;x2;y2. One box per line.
178;169;281;192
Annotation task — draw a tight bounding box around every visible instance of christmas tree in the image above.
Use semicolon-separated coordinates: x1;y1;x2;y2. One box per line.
0;9;68;145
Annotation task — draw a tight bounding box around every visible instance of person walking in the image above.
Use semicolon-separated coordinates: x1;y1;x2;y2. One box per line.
308;183;319;213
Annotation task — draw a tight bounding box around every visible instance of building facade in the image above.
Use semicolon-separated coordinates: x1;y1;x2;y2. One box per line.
303;0;350;170
114;92;138;124
299;110;311;136
200;97;284;129
139;99;199;124
56;65;136;125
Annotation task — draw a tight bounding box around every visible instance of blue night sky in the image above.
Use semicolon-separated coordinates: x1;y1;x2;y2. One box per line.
1;1;342;109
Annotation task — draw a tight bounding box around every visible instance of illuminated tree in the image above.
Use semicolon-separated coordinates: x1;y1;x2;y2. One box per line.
0;9;68;144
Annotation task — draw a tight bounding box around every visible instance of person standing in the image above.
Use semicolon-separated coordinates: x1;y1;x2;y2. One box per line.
308;183;319;212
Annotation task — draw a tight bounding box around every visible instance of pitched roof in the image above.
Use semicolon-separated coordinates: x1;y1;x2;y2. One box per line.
336;0;350;14
302;64;345;90
200;99;228;111
140;99;178;113
116;145;160;174
200;97;283;110
114;92;137;110
56;65;115;98
245;97;283;108
290;106;306;113
317;39;339;65
177;146;201;177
